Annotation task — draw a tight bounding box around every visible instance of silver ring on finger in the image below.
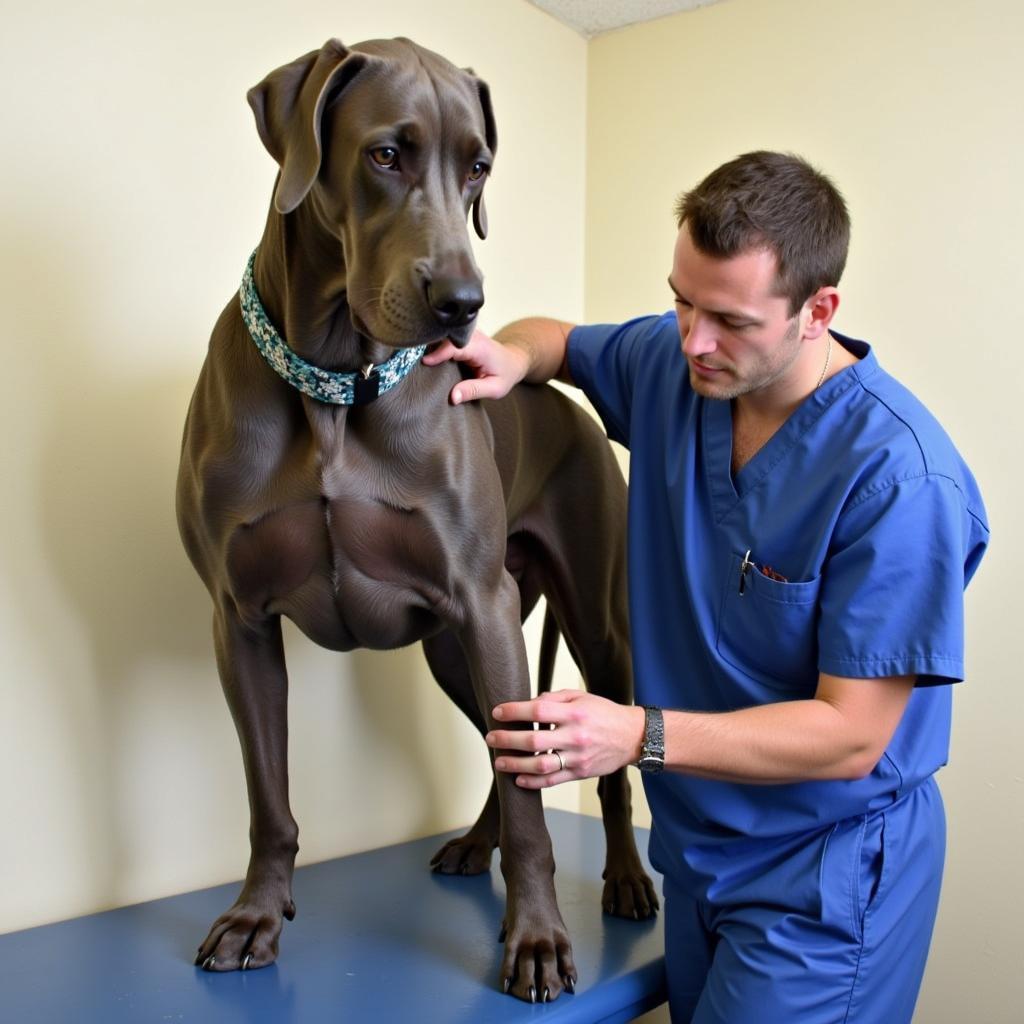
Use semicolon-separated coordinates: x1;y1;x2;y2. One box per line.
553;750;566;773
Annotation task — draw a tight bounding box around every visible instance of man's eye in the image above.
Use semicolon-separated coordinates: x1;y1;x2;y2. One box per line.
468;161;488;182
370;147;399;169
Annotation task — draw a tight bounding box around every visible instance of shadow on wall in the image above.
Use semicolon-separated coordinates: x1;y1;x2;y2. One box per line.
2;213;481;913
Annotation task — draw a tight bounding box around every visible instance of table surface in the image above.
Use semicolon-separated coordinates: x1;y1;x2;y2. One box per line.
0;810;667;1023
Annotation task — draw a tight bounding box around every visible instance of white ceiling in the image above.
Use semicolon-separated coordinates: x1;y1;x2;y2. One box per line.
526;0;726;39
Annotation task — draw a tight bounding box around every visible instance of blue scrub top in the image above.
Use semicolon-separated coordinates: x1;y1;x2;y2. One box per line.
568;314;989;895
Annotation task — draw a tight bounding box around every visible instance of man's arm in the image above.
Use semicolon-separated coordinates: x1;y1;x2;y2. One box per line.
484;673;915;787
656;673;914;783
494;318;576;386
421;318;577;404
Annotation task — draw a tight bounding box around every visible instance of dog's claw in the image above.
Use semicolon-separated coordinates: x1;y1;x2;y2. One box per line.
503;976;511;994
497;925;507;943
194;950;205;966
202;955;216;971
543;987;550;1003
529;985;536;1003
565;976;576;994
242;953;253;971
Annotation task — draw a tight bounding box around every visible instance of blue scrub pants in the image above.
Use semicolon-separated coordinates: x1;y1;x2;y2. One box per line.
663;779;945;1023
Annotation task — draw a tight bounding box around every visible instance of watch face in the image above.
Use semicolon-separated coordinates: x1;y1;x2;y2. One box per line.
638;754;664;774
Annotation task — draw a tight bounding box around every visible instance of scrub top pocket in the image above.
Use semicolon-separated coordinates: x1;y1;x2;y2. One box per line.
716;551;822;697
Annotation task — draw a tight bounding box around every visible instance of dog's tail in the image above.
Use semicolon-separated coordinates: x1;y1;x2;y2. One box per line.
537;605;560;695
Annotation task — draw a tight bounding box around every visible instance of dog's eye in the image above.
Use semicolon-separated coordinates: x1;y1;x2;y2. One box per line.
370;147;399;170
468;161;488;183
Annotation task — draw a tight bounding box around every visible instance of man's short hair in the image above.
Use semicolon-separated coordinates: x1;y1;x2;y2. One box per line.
675;151;850;316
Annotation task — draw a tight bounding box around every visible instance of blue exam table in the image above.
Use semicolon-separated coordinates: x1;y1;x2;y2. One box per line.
0;810;667;1022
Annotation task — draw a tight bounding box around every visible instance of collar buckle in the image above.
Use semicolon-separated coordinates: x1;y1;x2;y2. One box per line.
353;367;381;405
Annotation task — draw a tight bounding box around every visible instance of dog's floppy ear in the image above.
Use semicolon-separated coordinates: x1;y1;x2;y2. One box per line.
464;71;497;241
248;39;370;215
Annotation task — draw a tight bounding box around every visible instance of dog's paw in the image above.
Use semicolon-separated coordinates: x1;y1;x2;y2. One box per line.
498;915;577;1002
429;833;496;875
601;861;660;920
194;895;295;972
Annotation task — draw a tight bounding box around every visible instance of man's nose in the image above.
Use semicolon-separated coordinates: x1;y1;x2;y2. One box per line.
679;310;717;358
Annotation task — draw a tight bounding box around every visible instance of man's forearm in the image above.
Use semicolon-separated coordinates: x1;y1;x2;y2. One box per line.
486;676;912;790
660;685;907;784
660;702;868;783
494;318;576;385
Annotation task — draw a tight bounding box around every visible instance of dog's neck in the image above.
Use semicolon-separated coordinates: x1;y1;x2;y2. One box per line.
246;199;452;459
252;203;396;375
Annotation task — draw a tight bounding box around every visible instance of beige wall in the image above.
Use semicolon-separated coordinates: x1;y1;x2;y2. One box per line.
3;0;1021;1019
0;0;586;933
585;1;1023;1021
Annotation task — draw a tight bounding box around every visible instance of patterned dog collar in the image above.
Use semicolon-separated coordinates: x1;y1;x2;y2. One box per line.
239;250;426;405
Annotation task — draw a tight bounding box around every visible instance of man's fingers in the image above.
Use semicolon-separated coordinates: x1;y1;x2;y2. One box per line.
511;767;573;790
494;752;564;774
492;753;575;788
424;330;523;405
422;340;461;365
424;328;496;366
492;697;573;724
487;726;574;752
509;773;561;790
451;378;503;405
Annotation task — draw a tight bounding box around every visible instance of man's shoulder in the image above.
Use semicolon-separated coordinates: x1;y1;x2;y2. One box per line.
569;311;686;393
570;311;678;353
566;312;686;445
834;335;985;520
850;359;955;472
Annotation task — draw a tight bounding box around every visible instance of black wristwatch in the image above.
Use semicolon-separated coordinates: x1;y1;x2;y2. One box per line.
636;705;665;774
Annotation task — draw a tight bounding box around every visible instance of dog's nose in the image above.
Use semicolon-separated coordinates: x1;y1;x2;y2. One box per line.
426;275;483;328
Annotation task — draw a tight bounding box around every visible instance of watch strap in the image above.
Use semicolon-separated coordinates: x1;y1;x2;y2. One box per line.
637;705;665;772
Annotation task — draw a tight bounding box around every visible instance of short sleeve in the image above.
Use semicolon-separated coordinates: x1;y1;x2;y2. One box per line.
817;474;989;685
568;314;672;447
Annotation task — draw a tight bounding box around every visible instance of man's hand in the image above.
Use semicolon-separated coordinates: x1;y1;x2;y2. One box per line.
422;328;531;405
486;690;645;789
485;674;915;788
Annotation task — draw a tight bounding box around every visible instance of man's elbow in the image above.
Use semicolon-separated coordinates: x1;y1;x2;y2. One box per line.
830;745;884;781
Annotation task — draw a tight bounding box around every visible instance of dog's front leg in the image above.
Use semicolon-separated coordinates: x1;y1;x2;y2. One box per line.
195;607;298;972
458;572;577;1003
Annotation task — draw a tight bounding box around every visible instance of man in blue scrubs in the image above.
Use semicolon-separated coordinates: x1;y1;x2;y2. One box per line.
423;151;988;1023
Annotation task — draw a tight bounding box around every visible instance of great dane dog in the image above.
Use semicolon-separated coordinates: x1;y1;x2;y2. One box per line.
176;36;656;1003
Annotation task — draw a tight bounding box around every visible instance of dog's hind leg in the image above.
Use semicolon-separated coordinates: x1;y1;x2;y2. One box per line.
541;588;659;919
422;628;500;876
194;607;299;972
533;476;660;921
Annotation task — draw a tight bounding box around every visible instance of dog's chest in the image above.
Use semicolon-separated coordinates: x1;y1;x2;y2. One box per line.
224;459;455;651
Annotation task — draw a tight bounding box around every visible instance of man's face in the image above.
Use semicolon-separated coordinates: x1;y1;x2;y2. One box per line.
669;226;805;401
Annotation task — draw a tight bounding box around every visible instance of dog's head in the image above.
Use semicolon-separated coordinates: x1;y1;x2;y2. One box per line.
247;37;497;350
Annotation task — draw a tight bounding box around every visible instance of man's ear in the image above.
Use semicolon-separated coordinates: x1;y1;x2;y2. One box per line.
802;287;840;340
247;39;372;215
